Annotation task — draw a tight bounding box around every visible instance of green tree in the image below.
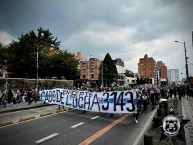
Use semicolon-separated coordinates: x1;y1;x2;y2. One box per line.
8;28;60;78
6;27;79;80
103;53;118;86
0;43;9;76
0;43;9;65
47;50;79;80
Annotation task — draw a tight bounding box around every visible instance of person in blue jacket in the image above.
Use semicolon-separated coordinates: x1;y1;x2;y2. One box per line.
134;92;142;123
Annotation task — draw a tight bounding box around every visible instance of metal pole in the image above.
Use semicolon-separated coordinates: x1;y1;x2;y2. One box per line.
36;50;38;90
184;42;189;83
175;41;189;83
157;68;159;86
101;60;103;88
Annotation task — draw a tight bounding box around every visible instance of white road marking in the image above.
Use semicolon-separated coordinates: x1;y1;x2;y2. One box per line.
91;116;100;120
35;133;58;144
71;122;84;128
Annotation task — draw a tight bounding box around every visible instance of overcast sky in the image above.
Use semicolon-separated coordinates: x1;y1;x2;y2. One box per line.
0;0;193;79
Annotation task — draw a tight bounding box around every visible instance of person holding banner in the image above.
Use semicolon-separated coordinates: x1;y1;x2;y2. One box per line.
134;92;142;123
58;104;64;109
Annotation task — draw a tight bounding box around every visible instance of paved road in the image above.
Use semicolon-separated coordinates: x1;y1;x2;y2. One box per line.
0;106;156;145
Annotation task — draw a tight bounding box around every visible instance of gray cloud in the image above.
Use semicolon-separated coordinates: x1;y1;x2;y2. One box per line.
0;0;193;77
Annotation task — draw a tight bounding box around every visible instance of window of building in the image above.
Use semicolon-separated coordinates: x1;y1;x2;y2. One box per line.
82;63;86;67
91;68;94;73
82;75;85;78
90;62;94;66
91;74;94;78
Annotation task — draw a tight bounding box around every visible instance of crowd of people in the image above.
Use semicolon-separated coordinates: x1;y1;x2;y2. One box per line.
0;87;39;107
1;84;193;124
133;85;193;123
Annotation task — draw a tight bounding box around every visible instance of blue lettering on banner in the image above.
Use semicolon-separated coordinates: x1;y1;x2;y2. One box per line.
39;89;137;113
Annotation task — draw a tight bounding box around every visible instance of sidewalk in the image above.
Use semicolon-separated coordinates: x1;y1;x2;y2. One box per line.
181;97;193;145
145;96;193;145
0;101;52;114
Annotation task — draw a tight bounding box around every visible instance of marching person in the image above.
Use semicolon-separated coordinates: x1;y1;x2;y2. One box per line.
141;89;149;111
27;88;33;105
58;104;64;109
7;88;13;104
134;92;142;123
0;90;7;107
150;89;155;110
169;87;173;99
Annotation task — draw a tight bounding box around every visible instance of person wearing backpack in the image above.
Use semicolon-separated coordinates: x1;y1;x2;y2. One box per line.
141;89;148;111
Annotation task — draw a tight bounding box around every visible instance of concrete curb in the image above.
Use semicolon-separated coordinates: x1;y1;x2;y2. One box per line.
56;109;66;113
0;121;13;127
40;112;53;117
0;104;54;114
19;116;36;122
133;109;157;145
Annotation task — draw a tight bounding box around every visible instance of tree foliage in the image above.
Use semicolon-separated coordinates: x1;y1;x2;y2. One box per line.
3;27;79;80
0;43;9;66
103;53;118;85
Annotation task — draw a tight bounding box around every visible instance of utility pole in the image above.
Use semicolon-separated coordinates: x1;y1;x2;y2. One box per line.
175;41;189;83
184;42;189;82
36;45;39;92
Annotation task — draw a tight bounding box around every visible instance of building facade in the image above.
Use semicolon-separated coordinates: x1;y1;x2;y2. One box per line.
79;58;102;86
114;58;125;85
138;54;156;79
73;52;87;62
156;61;167;79
167;69;180;83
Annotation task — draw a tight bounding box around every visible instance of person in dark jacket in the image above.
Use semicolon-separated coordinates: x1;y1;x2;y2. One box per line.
7;89;13;104
27;88;33;105
150;89;156;110
169;87;173;99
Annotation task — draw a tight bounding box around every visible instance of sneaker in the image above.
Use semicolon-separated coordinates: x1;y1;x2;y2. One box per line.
135;119;138;123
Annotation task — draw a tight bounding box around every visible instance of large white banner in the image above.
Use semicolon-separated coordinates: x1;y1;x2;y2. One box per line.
39;88;138;114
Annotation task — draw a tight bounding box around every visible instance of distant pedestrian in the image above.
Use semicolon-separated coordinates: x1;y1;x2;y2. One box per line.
21;88;26;103
169;87;173;99
58;104;64;109
186;86;192;99
0;90;7;107
173;87;177;98
7;88;13;104
177;87;183;100
12;90;17;106
27;88;33;105
150;89;156;110
31;88;38;103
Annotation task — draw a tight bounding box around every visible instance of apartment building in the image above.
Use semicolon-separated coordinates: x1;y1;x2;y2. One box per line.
79;58;102;85
114;58;125;85
156;61;167;80
138;54;156;79
73;52;87;62
167;69;180;83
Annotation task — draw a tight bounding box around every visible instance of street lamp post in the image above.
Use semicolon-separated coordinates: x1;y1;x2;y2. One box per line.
101;60;103;88
174;41;189;83
36;50;38;90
